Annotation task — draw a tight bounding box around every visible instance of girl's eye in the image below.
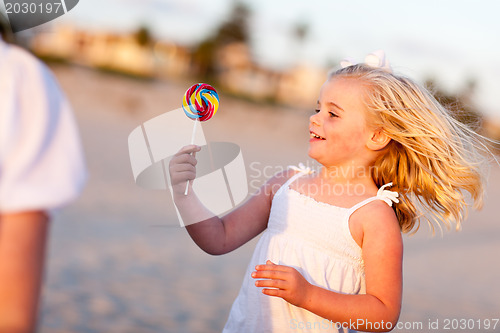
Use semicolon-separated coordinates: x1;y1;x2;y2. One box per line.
313;109;338;117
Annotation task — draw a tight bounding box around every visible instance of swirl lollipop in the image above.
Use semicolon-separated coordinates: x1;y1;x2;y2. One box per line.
182;83;219;195
182;83;219;121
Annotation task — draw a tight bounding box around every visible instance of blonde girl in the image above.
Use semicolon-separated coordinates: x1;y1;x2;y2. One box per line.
169;53;488;332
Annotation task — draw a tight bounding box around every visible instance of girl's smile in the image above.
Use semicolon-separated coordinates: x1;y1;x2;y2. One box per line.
309;130;326;141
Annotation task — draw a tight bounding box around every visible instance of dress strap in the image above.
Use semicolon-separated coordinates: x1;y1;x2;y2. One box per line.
275;163;314;197
346;182;400;217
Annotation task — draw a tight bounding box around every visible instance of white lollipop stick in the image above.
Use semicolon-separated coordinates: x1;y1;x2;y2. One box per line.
184;120;198;195
181;83;219;195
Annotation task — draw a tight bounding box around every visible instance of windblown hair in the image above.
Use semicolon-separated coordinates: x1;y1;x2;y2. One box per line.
330;64;492;234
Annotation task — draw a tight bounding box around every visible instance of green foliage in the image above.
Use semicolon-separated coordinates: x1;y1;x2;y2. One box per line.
192;38;217;81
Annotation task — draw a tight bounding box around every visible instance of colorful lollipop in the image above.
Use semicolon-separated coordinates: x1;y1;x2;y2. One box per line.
182;83;219;121
182;83;219;195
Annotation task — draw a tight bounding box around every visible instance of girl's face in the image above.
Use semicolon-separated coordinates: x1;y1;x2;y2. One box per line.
308;77;374;168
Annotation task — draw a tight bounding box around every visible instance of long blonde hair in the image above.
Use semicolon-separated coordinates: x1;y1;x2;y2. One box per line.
330;64;491;234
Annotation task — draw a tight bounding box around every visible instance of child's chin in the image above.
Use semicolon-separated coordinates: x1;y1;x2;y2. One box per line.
308;148;328;167
307;148;318;160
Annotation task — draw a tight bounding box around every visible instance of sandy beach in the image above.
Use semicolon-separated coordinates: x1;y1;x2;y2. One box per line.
39;64;500;333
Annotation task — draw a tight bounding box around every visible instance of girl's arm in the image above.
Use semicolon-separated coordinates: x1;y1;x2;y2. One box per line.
253;201;403;332
169;145;292;255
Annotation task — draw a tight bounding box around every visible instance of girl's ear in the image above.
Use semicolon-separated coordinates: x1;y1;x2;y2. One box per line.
367;128;391;151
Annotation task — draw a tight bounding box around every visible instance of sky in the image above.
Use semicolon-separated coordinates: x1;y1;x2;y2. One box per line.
26;0;500;118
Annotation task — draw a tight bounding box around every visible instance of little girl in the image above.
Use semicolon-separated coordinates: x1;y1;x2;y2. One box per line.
169;54;488;332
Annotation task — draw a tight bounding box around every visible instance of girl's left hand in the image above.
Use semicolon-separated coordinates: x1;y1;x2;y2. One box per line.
251;260;312;308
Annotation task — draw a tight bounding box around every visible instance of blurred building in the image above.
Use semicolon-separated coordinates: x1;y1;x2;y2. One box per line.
31;25;191;78
277;64;326;108
153;41;191;79
216;42;281;101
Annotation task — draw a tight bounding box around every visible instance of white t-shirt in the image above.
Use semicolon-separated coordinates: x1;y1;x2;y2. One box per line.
0;38;87;213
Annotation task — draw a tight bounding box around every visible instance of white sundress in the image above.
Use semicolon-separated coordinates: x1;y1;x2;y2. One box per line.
223;165;399;333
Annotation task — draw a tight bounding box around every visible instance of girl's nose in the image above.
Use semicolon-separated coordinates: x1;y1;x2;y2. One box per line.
310;111;321;126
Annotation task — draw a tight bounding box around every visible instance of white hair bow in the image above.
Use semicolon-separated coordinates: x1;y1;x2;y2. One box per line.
340;50;392;72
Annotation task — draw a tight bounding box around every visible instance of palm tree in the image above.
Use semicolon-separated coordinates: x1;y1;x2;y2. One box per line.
134;25;153;48
291;20;309;63
192;1;251;80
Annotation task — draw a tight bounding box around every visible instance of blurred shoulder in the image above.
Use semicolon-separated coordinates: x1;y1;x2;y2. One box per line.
1;40;54;83
353;199;400;234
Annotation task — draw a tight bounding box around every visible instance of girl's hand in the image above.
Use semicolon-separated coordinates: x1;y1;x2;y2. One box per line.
252;260;312;308
168;145;201;196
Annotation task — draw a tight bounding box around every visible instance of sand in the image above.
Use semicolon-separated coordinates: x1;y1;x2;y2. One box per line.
39;64;500;333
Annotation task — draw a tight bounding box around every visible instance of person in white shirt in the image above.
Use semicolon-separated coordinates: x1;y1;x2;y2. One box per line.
0;17;87;333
